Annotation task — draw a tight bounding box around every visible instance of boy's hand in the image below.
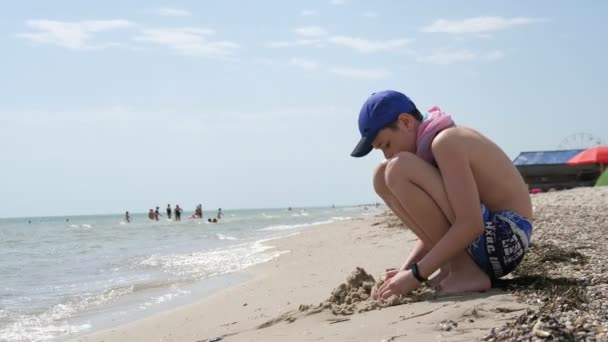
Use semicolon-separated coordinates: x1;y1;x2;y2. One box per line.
377;269;420;300
384;267;399;280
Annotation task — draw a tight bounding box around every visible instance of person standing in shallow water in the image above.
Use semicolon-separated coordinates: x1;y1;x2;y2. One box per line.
350;90;533;298
125;211;130;223
174;205;182;221
154;206;161;221
217;208;223;219
166;204;172;220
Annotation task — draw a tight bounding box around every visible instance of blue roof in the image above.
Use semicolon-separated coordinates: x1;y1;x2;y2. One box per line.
513;149;584;166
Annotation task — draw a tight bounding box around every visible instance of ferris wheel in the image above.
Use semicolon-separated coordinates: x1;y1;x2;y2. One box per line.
558;133;603;150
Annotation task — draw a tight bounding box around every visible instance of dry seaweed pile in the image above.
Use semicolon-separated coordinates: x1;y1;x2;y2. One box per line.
483;187;608;341
298;267;434;316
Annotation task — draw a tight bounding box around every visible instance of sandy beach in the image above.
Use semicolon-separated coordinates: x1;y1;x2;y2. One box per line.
76;187;608;342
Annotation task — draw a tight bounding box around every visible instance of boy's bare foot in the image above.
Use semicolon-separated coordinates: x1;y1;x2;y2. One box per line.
428;266;449;289
437;255;491;295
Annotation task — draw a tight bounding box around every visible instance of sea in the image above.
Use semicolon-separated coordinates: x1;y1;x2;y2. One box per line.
0;205;379;341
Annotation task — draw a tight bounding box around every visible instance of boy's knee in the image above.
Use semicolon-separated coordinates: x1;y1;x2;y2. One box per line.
384;152;417;188
373;160;391;196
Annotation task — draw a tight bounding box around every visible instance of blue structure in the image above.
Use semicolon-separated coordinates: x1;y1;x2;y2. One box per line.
513;149;584;166
513;149;600;191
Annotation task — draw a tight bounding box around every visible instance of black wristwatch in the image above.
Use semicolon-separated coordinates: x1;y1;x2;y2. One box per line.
410;263;428;283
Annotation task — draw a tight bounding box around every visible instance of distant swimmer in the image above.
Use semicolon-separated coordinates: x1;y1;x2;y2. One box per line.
174;205;182;221
217;208;223;219
208;218;218;223
154;206;161;221
125;211;130;223
166;204;172;220
148;209;154;220
194;204;202;219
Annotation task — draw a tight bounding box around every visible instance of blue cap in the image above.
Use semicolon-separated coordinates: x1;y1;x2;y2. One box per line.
351;90;417;157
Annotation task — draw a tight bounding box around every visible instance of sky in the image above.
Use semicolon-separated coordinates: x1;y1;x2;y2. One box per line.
1;1;607;218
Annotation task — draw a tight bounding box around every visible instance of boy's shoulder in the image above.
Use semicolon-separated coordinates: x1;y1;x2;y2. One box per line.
431;126;504;166
431;126;480;153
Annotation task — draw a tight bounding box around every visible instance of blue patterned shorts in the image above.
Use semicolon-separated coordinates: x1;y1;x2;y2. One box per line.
468;205;533;279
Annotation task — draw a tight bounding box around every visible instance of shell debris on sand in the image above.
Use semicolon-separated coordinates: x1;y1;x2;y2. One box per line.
479;187;608;341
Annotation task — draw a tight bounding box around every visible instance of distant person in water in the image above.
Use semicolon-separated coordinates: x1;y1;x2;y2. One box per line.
174;205;182;221
208;218;218;223
125;211;130;223
194;205;202;219
217;208;223;219
166;204;172;220
154;206;161;221
148;209;154;220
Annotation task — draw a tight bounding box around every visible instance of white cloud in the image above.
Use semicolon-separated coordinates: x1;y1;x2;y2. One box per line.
422;16;543;34
289;58;318;70
328;67;388;80
301;9;318;16
328;35;411;53
134;28;239;57
416;49;504;64
330;0;347;5
18;19;133;49
154;8;192;17
293;26;327;37
267;39;324;48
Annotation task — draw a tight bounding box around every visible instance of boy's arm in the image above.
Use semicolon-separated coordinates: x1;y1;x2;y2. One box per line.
416;131;485;279
400;239;428;270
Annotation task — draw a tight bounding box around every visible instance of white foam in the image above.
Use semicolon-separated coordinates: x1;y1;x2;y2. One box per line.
0;285;133;341
216;233;237;241
138;241;289;280
259;216;352;232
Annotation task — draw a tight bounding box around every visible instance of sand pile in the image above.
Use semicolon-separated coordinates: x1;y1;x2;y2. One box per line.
298;267;435;316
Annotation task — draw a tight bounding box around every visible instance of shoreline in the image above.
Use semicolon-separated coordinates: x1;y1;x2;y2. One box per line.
75;211;530;342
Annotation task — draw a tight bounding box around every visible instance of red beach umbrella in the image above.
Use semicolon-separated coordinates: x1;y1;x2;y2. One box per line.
567;146;608;165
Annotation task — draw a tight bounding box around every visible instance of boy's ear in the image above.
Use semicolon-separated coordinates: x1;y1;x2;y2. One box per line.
397;113;415;131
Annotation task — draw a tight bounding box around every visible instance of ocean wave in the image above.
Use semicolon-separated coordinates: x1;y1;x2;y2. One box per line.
137;241;289;280
216;233;237;241
68;223;92;229
138;285;191;310
259;216;352;232
0;285;132;342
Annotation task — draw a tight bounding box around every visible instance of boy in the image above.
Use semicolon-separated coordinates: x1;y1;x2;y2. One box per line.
351;90;533;298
